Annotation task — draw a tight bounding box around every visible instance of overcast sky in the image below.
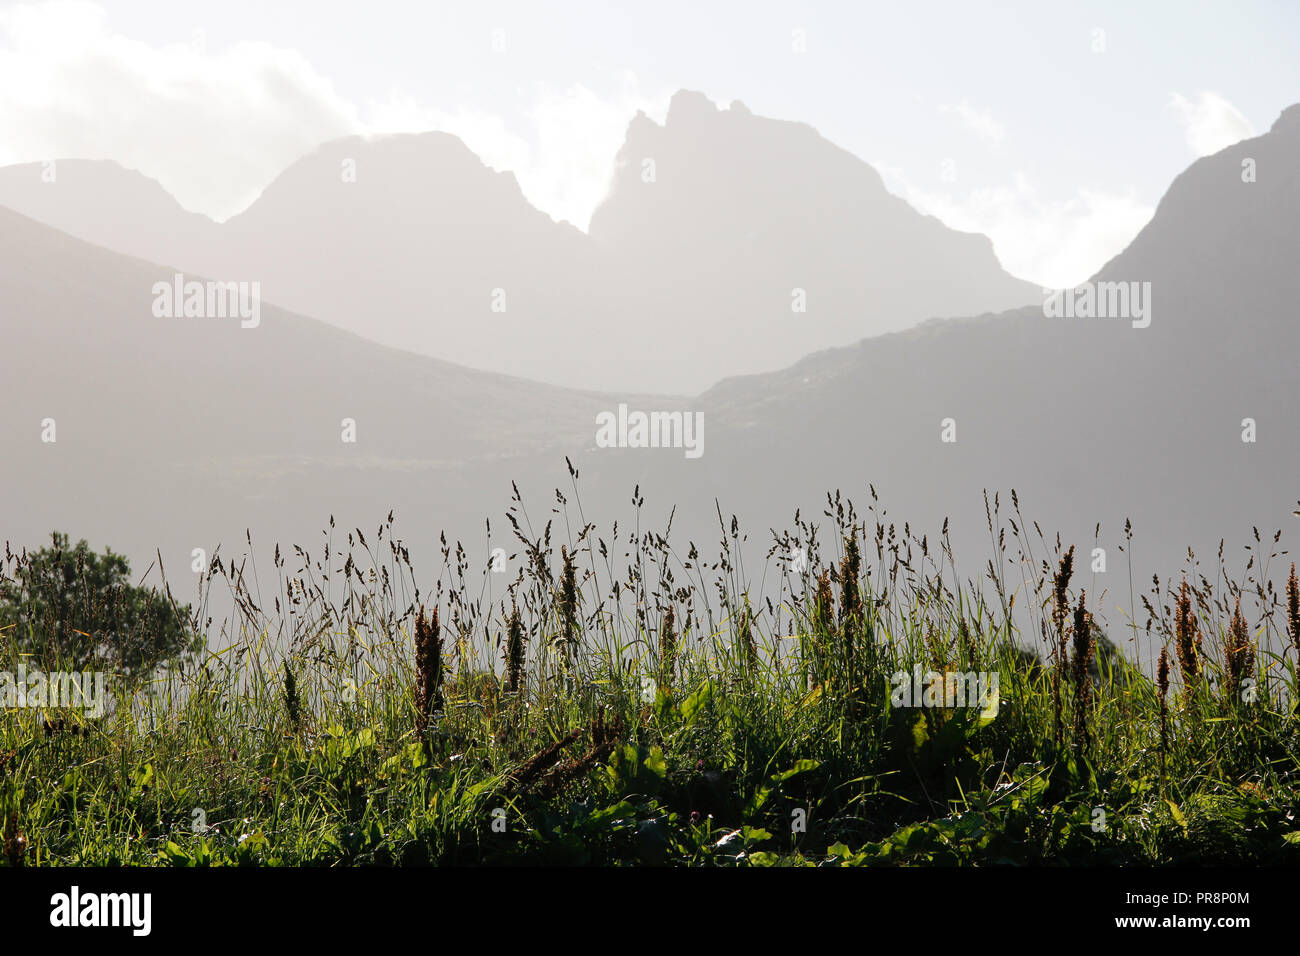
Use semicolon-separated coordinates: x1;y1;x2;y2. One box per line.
1;0;1296;287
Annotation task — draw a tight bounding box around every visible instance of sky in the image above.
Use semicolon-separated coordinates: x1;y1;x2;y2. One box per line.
0;0;1296;287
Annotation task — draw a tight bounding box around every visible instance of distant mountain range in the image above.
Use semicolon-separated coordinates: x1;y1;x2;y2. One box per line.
2;98;1297;656
0;200;647;572
0;90;1038;395
516;102;1300;647
670;103;1300;622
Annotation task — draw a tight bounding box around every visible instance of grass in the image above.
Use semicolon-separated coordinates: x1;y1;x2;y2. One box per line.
3;480;1300;867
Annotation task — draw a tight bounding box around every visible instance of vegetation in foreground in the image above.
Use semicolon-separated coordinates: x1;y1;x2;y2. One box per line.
3;480;1300;867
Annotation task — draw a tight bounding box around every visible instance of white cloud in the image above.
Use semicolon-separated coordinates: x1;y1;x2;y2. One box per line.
0;0;1160;274
524;81;670;229
0;1;361;218
1168;92;1255;157
939;100;1006;148
875;162;1154;289
0;1;667;226
364;78;669;229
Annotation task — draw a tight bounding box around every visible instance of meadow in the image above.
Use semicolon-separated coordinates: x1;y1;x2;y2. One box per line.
3;480;1300;867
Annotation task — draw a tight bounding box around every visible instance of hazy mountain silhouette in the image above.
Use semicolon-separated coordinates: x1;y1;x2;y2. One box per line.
0;202;663;569
488;104;1300;658
200;133;612;388
622;102;1300;629
587;91;1039;390
4;101;1296;654
0;92;1038;395
0;159;218;268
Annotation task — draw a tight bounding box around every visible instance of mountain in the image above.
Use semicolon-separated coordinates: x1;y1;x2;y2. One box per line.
626;102;1300;636
0;159;219;268
587;91;1040;390
198;133;611;388
0;93;1040;395
0;138;608;387
0;203;645;572
3;104;1298;655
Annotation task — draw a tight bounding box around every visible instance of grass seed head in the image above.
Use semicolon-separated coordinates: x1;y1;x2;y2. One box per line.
1225;597;1254;703
838;535;863;630
558;546;579;666
1287;563;1300;654
1175;580;1200;684
814;571;835;636
283;661;301;732
506;602;526;694
1053;545;1075;639
414;605;443;736
660;605;677;693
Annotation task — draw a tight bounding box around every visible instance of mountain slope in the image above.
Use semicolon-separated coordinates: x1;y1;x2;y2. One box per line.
3;105;1298;646
198;133;610;387
0;94;1040;394
0;203;636;567
587;91;1040;389
0;159;220;268
636;103;1300;614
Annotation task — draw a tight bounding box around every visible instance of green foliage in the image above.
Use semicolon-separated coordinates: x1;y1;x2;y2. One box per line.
0;532;199;679
4;494;1300;867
